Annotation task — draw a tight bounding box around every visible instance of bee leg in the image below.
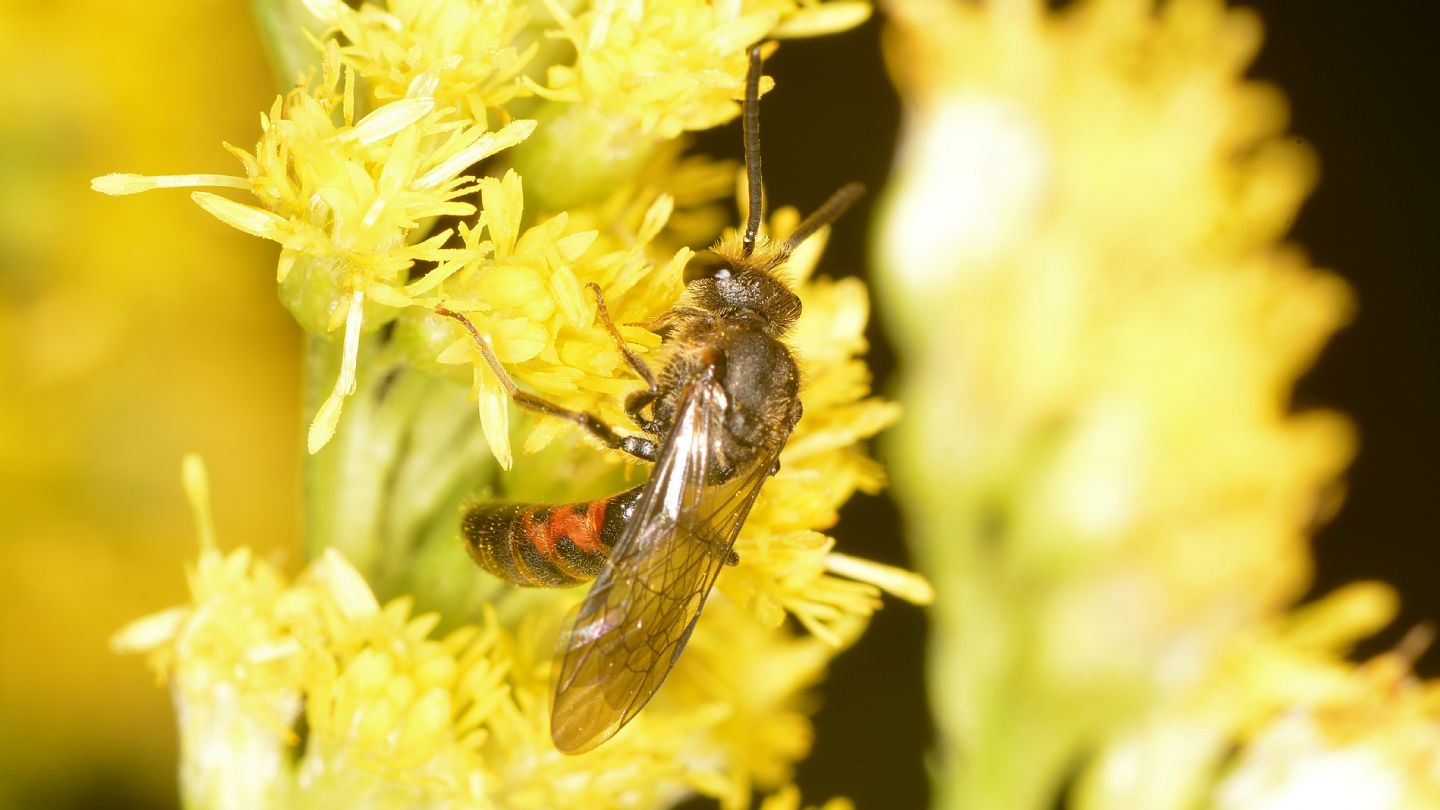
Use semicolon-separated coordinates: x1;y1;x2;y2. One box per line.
725;549;741;567
589;283;668;432
436;306;659;463
586;283;658;392
625;390;664;433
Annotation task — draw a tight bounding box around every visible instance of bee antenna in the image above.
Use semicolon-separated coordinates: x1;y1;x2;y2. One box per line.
741;44;765;258
783;182;865;254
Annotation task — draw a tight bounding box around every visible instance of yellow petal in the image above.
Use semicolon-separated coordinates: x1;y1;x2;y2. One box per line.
825;552;935;605
91;172;249;195
191;192;288;240
475;361;513;470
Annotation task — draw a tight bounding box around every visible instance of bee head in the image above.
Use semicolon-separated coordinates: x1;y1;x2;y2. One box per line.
683;246;801;336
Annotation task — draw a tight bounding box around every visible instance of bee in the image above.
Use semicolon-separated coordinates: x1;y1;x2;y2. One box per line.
438;45;863;754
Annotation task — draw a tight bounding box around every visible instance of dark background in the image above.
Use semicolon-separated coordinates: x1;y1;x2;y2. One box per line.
720;4;1438;808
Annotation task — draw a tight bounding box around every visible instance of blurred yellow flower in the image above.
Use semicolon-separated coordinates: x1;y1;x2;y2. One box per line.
874;0;1361;808
0;1;296;804
1215;605;1440;807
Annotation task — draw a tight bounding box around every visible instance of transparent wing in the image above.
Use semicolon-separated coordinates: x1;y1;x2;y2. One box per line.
549;374;783;753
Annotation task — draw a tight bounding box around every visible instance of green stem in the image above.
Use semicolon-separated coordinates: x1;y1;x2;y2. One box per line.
302;333;499;613
249;0;328;88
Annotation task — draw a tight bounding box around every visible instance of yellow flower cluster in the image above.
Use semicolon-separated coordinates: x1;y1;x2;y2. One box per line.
1216;629;1440;810
95;0;869;465
117;454;913;808
97;0;927;806
95;42;537;453
304;0;535;121
873;0;1427;808
1079;584;1440;810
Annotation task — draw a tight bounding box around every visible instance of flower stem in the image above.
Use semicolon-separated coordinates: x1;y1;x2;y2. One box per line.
248;0;327;87
302;332;498;610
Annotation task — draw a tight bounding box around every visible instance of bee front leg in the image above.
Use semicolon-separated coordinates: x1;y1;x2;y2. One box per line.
436;306;659;463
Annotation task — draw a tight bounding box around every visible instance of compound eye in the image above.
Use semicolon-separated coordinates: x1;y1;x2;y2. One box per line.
683;253;732;285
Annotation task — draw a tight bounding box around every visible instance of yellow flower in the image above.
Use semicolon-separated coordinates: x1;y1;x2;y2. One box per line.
110;174;922;810
1215;623;1440;810
421;167;689;469
94;44;537;453
510;0;870;209
303;0;536;121
534;0;778;138
100;3;922;806
533;0;870;138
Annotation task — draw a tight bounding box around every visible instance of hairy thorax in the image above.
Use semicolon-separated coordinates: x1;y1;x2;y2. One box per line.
647;311;802;480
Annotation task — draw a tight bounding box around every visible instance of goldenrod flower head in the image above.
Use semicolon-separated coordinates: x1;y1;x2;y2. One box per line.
91;0;872;457
100;4;917;804
535;0;775;138
120;442;917;808
93;44;537;454
420;167;689;469
507;0;869;210
303;0;536;121
1215;623;1440;810
1074;583;1403;809
534;0;870;138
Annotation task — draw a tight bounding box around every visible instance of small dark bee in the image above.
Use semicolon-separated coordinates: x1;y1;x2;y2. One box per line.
438;45;862;754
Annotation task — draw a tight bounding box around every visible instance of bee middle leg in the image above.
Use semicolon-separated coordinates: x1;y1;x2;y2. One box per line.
436;306;659;462
586;283;658;391
586;282;667;433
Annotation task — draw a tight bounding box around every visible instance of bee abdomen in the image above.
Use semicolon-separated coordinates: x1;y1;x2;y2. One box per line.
461;486;643;588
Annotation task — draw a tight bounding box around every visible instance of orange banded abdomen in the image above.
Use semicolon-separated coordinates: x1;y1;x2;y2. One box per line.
460;486;643;587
